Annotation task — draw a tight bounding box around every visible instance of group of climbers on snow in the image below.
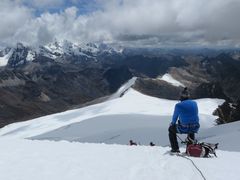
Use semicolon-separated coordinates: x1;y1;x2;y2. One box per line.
129;140;155;146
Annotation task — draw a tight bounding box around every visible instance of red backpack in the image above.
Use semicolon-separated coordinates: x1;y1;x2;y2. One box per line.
187;144;205;157
186;142;218;158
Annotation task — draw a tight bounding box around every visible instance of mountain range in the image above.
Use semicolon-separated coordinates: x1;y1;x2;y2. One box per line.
0;41;240;127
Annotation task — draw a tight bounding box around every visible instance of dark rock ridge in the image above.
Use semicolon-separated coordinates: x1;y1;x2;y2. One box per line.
133;78;182;100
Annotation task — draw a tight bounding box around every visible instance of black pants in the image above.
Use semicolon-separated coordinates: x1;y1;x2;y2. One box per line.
168;125;195;150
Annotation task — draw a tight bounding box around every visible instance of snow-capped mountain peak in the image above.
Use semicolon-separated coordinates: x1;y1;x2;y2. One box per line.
0;41;124;67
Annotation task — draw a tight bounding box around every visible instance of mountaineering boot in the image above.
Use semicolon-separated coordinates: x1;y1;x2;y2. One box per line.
169;149;180;156
170;149;180;153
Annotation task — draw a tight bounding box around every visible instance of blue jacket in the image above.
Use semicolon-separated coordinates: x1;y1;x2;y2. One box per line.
171;100;200;133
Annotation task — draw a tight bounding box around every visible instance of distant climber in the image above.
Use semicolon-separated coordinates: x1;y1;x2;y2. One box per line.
168;87;200;153
129;140;137;146
149;142;155;146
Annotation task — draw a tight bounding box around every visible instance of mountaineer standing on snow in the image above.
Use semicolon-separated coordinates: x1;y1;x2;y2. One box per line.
168;87;200;153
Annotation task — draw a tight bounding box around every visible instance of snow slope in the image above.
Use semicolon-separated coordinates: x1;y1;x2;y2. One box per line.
199;121;240;151
31;114;240;151
0;138;239;180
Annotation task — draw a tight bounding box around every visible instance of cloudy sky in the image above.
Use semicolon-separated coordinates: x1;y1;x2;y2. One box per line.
1;0;240;47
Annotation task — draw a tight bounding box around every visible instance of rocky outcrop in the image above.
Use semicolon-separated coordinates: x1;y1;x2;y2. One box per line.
213;100;240;124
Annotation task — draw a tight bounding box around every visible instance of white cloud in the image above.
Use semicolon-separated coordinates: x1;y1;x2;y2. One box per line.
100;0;240;46
0;0;32;44
1;0;240;47
11;7;80;45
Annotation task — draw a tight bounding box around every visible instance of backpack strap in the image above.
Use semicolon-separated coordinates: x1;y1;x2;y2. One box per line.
200;143;218;157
